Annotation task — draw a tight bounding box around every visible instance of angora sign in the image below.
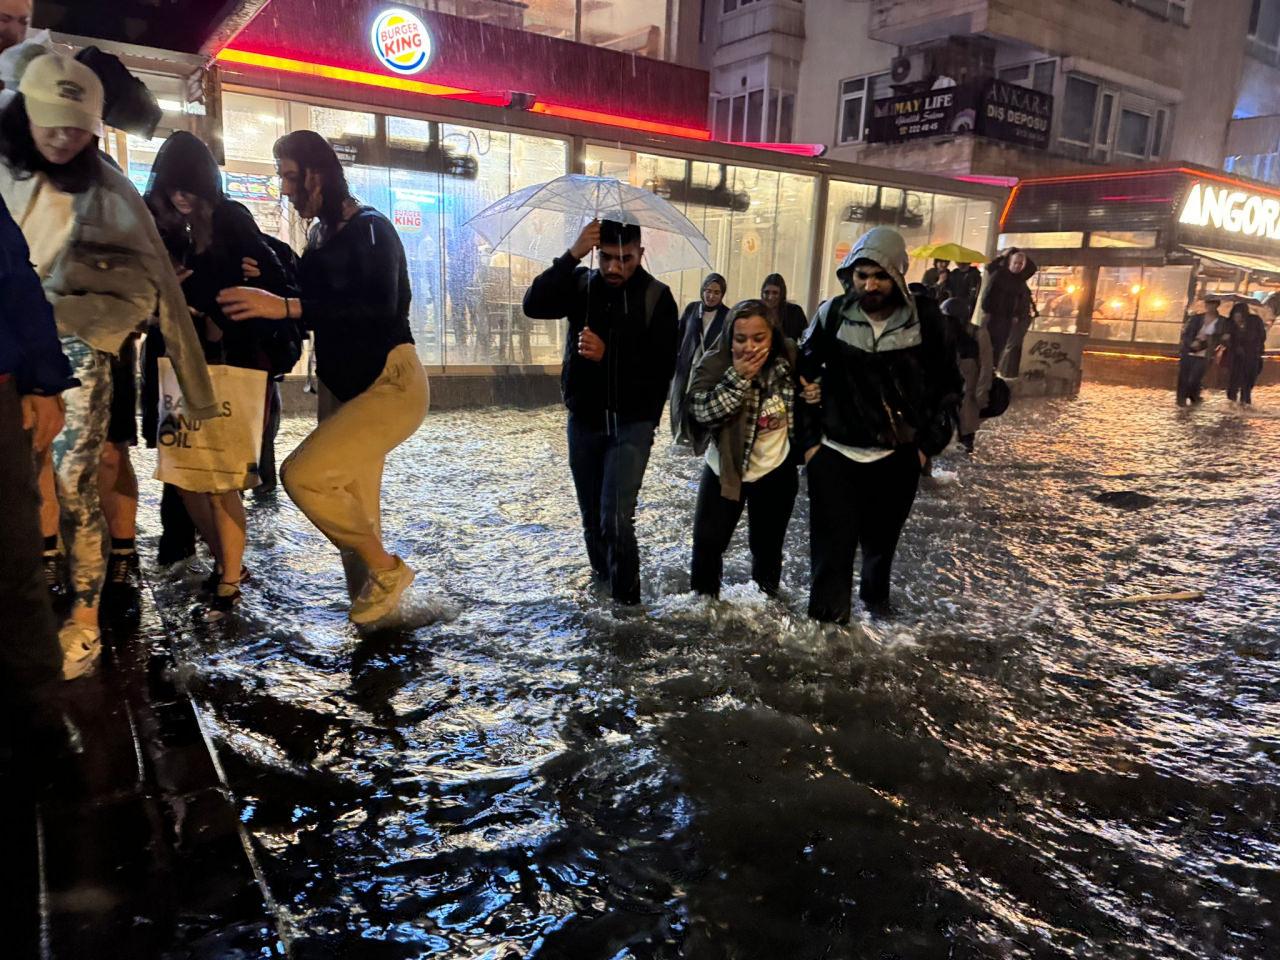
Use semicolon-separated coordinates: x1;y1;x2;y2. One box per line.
1179;181;1280;240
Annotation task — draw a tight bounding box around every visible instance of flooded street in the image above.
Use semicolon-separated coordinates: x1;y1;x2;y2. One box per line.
140;383;1280;959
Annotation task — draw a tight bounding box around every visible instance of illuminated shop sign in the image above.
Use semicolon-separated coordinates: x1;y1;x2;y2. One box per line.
371;8;433;75
1179;181;1280;240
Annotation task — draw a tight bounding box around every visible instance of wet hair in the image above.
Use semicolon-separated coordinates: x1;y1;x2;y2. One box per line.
0;94;100;194
761;273;787;301
1228;302;1251;322
701;272;726;297
599;218;641;247
273;129;351;231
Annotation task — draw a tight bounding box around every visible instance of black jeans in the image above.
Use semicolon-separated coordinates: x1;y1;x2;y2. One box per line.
691;460;798;598
1176;355;1209;405
567;414;656;604
0;381;62;709
806;445;921;623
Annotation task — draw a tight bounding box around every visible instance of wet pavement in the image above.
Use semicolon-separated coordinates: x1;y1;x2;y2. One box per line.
129;382;1280;959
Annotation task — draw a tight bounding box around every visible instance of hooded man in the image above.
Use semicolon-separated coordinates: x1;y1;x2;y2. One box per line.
797;226;962;623
523;218;679;605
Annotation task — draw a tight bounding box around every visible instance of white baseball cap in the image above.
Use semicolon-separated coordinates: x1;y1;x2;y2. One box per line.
20;52;103;132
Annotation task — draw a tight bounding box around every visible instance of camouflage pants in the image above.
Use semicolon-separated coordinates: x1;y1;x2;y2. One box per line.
52;338;114;610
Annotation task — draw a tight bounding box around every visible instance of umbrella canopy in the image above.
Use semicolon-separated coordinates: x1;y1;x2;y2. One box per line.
911;241;988;264
465;174;713;276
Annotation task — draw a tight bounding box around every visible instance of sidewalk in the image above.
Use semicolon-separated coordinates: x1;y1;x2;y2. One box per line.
1;577;284;958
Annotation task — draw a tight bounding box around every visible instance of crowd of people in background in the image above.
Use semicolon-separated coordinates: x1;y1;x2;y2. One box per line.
1177;293;1269;407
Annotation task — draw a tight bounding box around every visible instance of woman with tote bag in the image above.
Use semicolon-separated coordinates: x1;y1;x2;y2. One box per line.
144;130;296;619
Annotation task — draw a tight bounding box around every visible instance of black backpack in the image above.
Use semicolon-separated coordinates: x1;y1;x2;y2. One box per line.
258;234;305;378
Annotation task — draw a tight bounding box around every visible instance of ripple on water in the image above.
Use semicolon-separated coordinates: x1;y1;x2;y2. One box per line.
135;383;1280;958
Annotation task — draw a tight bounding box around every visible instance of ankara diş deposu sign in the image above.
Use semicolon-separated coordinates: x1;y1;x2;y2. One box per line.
371;8;433;75
1179;181;1280;241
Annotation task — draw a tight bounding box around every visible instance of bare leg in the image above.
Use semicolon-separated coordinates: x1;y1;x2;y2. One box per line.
37;448;58;539
98;442;138;540
210;491;246;585
180;490;221;571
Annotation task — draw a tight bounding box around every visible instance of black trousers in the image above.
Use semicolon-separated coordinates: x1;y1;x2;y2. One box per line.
258;378;283;490
1176;355;1209;405
567;414;655;605
690;460;798;598
806;445;921;623
0;381;62;714
1227;355;1260;404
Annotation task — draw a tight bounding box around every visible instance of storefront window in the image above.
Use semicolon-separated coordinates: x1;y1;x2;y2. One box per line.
997;231;1085;249
584;145;817;312
1133;265;1192;343
308;106;376;141
1031;266;1086;334
1092;266;1144;341
821;181;996;301
1088;230;1157;248
224;93;288;164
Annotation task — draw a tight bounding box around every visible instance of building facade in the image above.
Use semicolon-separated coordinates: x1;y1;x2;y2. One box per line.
703;0;1259;181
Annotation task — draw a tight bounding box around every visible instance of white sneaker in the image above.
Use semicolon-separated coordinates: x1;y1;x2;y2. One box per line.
60;621;102;680
348;558;416;625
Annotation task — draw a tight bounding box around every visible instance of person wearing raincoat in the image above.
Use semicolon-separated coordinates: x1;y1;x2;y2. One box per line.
670;272;728;445
941;296;992;453
686;298;807;598
0;52;215;677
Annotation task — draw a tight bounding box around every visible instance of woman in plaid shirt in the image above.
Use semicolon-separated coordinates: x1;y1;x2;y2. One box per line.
686;299;814;598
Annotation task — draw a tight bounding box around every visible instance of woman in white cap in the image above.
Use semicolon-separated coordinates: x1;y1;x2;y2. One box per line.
0;51;214;678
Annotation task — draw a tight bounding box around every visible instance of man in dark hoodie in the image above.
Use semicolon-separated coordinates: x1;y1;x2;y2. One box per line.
524;219;679;605
797;226;962;623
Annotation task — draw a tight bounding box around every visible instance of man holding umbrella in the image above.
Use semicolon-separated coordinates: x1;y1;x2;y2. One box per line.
524;219;679;605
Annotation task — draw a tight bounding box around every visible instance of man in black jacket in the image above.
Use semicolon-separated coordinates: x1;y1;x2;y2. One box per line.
524;219;679;604
797;226;962;623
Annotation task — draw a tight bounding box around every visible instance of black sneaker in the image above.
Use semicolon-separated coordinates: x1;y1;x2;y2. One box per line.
102;552;141;623
42;552;68;601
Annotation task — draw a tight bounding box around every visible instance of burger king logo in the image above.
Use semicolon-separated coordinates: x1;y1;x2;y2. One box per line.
371;9;432;76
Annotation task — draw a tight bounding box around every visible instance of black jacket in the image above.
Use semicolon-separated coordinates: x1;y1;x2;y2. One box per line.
779;302;808;342
796;293;963;456
981;259;1038;330
670;300;728;438
945;266;982;310
1179;312;1226;359
524;252;679;426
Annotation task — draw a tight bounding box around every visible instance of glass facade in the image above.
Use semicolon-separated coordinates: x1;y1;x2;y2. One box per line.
584;144;818;311
1090;265;1192;343
820;182;995;302
437;0;673;59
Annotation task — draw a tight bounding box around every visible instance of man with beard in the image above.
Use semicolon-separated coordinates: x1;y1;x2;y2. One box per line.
797;227;962;623
523;219;679;605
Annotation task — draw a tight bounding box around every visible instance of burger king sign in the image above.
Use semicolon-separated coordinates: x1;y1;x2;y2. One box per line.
371;8;433;76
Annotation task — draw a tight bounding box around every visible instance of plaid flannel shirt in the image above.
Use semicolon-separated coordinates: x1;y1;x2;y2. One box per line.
691;355;795;466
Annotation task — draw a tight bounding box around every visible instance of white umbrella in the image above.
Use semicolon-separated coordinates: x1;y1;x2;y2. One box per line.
465;174;713;276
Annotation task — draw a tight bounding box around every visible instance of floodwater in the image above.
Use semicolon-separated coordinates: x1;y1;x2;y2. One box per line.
141;383;1280;959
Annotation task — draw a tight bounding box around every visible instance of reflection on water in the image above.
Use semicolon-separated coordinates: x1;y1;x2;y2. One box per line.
143;384;1280;958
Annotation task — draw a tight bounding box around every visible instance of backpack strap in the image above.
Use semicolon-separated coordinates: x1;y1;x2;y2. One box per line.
816;293;845;338
644;277;668;329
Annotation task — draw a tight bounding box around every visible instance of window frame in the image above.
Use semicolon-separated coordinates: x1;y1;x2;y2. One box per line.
836;71;890;145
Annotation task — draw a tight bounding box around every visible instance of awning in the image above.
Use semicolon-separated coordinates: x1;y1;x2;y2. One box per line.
1182;244;1280;276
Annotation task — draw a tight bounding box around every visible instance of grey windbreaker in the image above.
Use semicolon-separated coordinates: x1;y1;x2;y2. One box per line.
0;157;217;419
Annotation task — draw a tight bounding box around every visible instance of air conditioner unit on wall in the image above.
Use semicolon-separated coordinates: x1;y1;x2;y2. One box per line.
889;53;928;87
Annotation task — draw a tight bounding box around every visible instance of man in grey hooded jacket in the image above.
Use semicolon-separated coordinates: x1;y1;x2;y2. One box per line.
797;226;961;623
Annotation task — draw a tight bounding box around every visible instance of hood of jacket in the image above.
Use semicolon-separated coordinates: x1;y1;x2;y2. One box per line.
145;130;223;207
836;226;914;308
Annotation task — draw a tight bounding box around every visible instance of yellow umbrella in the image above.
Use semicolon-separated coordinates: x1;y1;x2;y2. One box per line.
911;241;988;264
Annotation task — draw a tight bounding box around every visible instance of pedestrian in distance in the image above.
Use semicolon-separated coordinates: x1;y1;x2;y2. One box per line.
687;298;812;598
218;130;429;626
1223;301;1267;406
980;249;1036;377
797;226;962;623
921;258;948;289
761;273;809;342
1176;294;1224;407
0;52;215;677
145;130;298;619
670;272;728;446
941;296;992;454
522;217;679;605
944;260;982;316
